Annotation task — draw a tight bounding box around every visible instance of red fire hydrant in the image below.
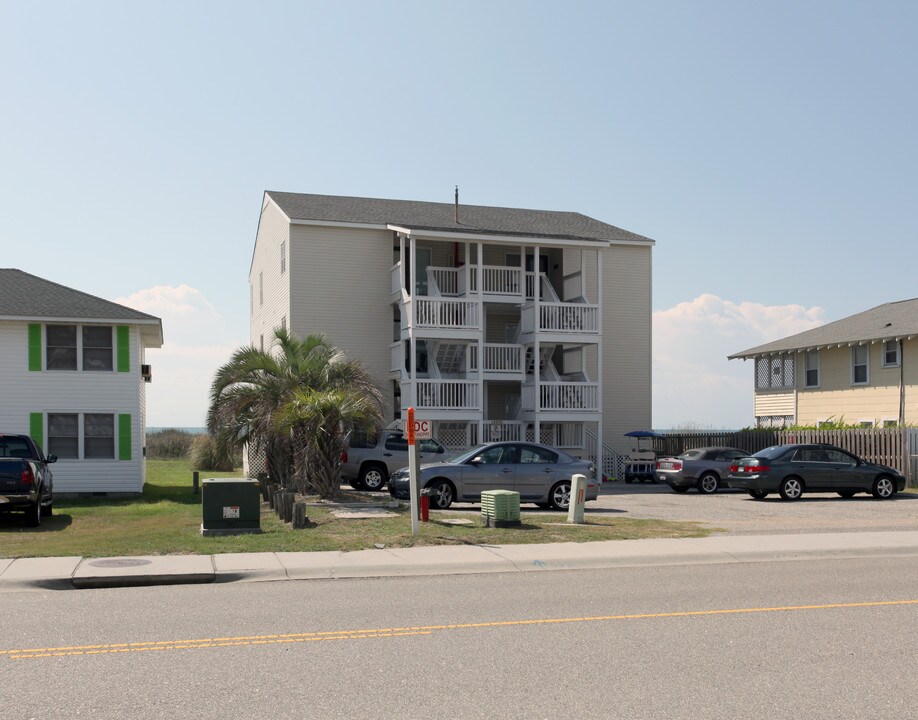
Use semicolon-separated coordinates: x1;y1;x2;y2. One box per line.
420;492;430;522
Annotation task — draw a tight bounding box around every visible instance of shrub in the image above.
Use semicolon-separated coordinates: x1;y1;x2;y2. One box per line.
190;433;238;472
146;428;194;459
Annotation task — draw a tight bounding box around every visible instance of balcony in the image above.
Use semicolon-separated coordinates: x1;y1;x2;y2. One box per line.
521;382;600;414
521;302;599;339
414;380;479;411
468;343;525;377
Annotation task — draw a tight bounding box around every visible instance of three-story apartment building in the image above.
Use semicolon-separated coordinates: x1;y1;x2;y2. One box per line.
249;191;654;476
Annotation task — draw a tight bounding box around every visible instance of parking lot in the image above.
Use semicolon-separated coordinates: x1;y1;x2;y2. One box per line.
589;482;918;536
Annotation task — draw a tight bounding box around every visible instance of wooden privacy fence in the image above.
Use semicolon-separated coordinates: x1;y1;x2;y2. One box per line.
654;429;918;487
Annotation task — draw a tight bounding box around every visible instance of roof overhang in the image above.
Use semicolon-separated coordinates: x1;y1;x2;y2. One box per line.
387;224;646;249
728;334;917;361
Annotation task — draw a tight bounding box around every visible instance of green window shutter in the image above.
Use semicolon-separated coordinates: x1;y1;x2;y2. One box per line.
117;326;130;372
30;413;44;452
28;324;42;371
118;414;132;461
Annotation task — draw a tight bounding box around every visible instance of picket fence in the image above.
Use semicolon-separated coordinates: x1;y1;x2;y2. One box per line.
653;428;918;487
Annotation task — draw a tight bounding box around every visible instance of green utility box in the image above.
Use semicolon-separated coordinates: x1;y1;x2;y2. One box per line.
201;478;262;536
481;489;521;528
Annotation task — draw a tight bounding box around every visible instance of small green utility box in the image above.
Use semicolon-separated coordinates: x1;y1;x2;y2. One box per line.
201;478;262;536
481;489;521;528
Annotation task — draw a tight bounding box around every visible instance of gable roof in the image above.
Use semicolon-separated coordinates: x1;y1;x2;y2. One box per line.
0;269;163;347
266;191;655;245
729;299;918;360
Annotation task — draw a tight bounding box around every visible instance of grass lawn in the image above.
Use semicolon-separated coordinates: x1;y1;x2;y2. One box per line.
0;459;712;559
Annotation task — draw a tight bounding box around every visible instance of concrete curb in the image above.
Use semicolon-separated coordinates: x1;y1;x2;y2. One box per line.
3;531;918;591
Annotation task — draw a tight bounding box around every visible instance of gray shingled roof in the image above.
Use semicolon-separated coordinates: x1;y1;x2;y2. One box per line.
0;269;163;345
729;299;918;359
267;191;654;244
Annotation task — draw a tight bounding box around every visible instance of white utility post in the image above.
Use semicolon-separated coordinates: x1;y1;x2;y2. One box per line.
567;473;587;524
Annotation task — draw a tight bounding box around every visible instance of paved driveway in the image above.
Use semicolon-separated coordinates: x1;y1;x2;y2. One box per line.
590;483;918;536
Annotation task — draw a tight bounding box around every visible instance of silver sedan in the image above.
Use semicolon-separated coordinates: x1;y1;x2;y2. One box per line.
388;441;597;510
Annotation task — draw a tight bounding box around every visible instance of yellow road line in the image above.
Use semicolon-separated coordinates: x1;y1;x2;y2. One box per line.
4;599;917;660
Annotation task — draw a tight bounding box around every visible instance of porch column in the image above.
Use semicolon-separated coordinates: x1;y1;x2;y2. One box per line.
533;244;541;444
597;246;604;466
409;234;417;408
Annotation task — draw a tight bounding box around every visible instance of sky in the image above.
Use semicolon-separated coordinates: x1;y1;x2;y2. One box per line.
2;1;916;429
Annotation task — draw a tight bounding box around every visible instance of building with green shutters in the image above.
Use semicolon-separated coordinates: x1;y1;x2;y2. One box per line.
1;269;163;495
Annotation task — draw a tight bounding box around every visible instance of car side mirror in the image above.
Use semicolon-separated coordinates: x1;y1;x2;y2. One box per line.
470;456;483;465
437;446;445;454
47;454;57;463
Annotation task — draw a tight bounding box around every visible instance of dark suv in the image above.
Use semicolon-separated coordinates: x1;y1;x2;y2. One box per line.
726;443;906;501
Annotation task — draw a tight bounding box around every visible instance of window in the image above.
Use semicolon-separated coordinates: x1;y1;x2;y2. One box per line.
519;445;558;464
883;340;900;367
84;414;115;458
852;345;868;384
82;326;113;371
384;434;409;452
46;413;117;459
48;413;79;458
756;355;795;389
280;241;286;273
47;325;77;370
805;350;819;388
46;324;115;371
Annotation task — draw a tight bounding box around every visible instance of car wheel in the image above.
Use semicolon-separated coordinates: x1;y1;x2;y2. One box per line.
428;480;454;510
549;481;571;511
778;477;804;501
624;477;633;484
872;476;896;499
697;473;719;494
748;490;768;500
837;490;856;499
25;499;41;528
359;463;388;491
671;486;690;493
40;500;53;517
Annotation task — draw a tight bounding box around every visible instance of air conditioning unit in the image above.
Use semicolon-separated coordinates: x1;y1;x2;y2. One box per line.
141;364;152;382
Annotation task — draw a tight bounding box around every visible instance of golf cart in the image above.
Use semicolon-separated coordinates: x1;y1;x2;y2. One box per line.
623;430;662;484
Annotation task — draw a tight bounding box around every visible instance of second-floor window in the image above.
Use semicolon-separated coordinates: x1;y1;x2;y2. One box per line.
47;325;113;371
756;354;794;389
883;340;900;367
852;345;869;385
805;350;819;388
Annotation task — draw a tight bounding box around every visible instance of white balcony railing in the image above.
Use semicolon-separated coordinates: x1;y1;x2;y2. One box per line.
521;303;599;335
468;344;524;374
415;298;479;330
415;380;479;410
522;382;600;412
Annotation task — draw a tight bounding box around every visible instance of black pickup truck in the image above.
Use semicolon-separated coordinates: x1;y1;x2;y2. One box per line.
0;434;56;527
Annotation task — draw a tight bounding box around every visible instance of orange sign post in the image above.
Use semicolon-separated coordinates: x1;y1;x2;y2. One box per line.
407;407;419;535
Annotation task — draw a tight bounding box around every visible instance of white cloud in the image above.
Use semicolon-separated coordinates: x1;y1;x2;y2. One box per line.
653;295;825;430
114;286;245;427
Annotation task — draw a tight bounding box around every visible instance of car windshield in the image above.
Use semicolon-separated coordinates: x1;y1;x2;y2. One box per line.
446;445;488;464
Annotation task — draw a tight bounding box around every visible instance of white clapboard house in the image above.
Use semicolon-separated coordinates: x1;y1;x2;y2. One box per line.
0;269;163;495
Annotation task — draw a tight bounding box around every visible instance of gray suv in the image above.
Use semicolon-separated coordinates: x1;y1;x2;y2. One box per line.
342;428;446;490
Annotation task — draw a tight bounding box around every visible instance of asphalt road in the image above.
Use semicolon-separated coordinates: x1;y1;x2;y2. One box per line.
3;554;918;719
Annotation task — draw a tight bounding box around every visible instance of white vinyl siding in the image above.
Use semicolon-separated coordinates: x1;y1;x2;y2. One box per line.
0;321;147;494
288;224;395;414
602;244;651;454
250;198;292;348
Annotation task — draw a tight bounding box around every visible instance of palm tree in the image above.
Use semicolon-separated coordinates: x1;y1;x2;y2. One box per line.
277;387;382;499
206;329;382;496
